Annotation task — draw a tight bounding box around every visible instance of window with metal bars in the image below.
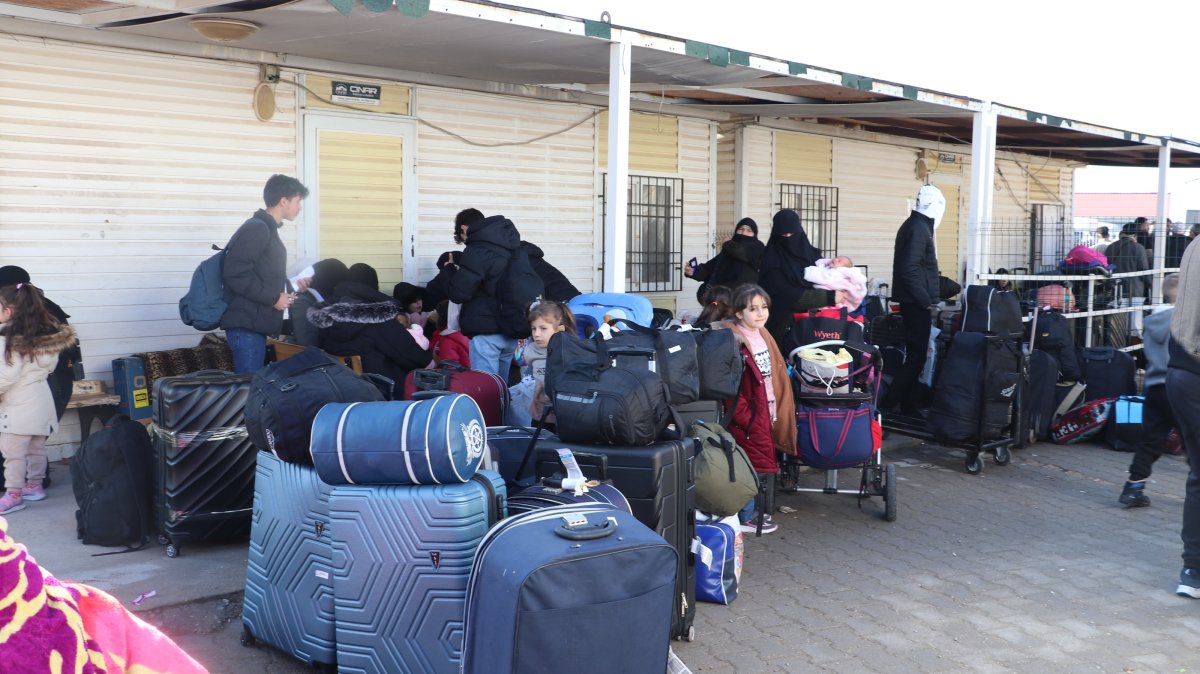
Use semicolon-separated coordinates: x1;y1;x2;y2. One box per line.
601;175;684;292
777;184;839;257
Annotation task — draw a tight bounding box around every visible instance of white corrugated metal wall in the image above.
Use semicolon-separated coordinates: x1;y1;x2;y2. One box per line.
413;87;598;291
678;118;716;316
0;38;297;452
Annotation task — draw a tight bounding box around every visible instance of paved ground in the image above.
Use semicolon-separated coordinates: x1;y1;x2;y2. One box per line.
17;438;1200;673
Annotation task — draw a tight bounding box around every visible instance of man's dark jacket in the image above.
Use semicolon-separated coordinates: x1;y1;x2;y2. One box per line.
445;215;522;337
220;209;287;336
891;211;940;307
1105;236;1150;299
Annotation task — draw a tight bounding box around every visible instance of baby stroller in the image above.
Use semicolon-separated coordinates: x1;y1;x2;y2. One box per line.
779;338;896;522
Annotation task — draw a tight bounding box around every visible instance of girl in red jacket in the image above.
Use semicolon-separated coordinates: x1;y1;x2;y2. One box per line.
723;284;796;534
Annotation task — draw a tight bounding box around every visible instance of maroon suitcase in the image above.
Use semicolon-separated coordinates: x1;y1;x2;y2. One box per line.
402;361;508;426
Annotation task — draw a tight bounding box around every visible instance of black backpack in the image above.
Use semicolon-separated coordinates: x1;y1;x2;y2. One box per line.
494;246;544;339
244;346;384;465
70;415;153;551
962;285;1023;338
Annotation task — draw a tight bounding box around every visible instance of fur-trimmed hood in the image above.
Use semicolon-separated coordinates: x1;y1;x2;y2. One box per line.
308;300;400;329
0;323;76;359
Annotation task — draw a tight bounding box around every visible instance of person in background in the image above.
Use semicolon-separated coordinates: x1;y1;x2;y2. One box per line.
881;184;943;416
1091;225;1111;255
722;284;795;535
221;174;306;374
686;217;765;303
1106;222;1151;338
1165;221;1191;269
1166;237;1200;599
523;301;576;429
429;300;470;368
347;263;379;292
0;266;79;422
759;209;837;344
1119;273;1179;509
0;283;76;514
290;258;348;347
1135;216;1154;255
392;282;431;327
693;285;734;329
308;283;430;384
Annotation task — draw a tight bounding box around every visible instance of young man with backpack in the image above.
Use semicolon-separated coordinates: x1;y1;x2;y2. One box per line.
220;174;308;374
444;210;543;379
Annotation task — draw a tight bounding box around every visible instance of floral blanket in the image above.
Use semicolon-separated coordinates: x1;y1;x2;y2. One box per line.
0;517;207;673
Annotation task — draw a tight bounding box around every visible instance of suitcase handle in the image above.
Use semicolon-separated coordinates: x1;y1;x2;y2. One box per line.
555;515;617;541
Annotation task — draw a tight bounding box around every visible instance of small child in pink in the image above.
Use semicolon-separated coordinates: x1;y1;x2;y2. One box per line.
804;256;867;310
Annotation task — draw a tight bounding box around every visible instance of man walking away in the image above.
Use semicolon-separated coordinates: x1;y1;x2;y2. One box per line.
221;174;307;374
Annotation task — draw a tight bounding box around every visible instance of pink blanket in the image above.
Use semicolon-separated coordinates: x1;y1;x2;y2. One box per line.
804;263;867;310
0;516;208;673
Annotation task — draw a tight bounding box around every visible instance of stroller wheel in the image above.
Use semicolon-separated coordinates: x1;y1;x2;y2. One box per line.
994;445;1012;466
883;464;897;522
965;453;984;475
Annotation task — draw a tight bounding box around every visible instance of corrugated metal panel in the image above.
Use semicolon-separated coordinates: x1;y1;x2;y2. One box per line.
775;131;833;185
304;74;410;115
934;183;962;281
317;130;405;288
597;111;679;173
1028;164;1062;203
674;117;714;317
831;138;923;287
414;87;598;292
743;127;774;226
0;39;297;388
715;127;736;251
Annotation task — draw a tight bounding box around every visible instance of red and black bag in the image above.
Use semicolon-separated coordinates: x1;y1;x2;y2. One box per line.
784;306;866;357
1050;398;1114;445
402;360;508;426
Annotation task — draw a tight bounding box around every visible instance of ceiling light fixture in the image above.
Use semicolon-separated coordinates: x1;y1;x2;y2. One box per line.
189;17;259;43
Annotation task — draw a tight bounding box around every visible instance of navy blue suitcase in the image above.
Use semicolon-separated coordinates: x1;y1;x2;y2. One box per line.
461;505;676;674
241;451;338;670
329;471;505;674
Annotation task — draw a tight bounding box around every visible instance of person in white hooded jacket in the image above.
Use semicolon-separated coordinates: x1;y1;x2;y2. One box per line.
0;282;76;515
881;184;944;415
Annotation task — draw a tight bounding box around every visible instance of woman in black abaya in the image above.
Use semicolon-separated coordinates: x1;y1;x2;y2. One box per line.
758;209;838;344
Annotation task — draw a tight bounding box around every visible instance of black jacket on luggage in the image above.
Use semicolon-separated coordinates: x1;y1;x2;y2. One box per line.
891;211;940;307
445;215;523;338
221;210;288;336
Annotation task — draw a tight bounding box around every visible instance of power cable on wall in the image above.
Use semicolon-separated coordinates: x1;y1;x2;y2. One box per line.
287;78;603;148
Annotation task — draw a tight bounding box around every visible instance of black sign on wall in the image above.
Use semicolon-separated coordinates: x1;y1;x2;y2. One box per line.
331;80;382;106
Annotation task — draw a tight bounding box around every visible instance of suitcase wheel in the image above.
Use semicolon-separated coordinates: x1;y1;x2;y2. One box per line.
240;624;256;648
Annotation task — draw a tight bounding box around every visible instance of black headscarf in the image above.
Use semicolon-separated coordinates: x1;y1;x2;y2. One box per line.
309;258;349;299
734;217;758;238
760;209;821;286
347;263;379;291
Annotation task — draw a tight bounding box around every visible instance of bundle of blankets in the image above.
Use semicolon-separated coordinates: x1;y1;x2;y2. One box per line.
0;517;206;673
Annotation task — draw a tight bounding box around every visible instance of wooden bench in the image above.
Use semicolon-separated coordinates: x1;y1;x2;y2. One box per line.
67;380;122;442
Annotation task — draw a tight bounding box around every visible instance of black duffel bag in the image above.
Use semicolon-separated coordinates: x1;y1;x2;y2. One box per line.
245;346;384;464
693;328;742;401
545;333;671;446
603;320;699;405
961;285;1023;337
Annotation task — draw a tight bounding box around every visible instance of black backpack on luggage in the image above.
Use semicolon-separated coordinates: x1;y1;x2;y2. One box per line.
244;346;385;465
71;415;153;550
962;285;1023;338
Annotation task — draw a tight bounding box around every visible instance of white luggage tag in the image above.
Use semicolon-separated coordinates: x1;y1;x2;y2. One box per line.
555;448;597;496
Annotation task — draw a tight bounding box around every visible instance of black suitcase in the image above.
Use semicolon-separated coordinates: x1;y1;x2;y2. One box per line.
1023;350;1060;443
151;370;256;557
928;333;1022;445
1080;347;1136;401
534;437;697;641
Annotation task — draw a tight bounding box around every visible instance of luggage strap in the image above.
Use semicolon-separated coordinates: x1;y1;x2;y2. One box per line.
1054;382;1086;420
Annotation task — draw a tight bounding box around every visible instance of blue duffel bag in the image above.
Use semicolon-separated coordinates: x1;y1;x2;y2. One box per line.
310;394;487;485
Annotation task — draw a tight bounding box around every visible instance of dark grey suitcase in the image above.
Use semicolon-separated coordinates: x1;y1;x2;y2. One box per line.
150;370;255;557
241;451;337;671
329;471;505;674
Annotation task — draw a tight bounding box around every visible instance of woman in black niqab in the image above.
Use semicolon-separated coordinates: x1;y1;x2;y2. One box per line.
759;209;835;342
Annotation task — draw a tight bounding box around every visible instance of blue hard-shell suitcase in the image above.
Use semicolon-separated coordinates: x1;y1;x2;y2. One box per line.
461;504;677;674
329;471;505;674
241;451;338;670
567;291;655;338
310;395;488;485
